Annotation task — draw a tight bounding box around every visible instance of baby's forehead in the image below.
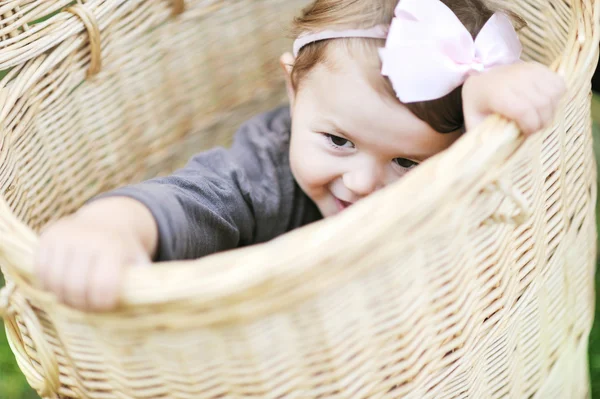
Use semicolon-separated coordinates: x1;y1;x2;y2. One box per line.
303;39;397;101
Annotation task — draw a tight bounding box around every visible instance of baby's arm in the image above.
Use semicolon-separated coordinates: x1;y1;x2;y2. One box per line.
462;62;566;135
36;197;157;311
36;152;257;312
35;108;294;312
35;150;257;312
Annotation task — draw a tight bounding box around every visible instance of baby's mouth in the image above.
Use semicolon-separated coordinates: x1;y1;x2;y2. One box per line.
334;196;353;211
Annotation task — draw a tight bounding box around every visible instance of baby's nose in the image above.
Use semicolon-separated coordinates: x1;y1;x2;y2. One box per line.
342;166;384;197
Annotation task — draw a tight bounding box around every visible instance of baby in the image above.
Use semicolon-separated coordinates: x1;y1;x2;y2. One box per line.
35;0;566;311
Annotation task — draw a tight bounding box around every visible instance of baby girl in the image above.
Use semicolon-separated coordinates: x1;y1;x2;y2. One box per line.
35;0;566;310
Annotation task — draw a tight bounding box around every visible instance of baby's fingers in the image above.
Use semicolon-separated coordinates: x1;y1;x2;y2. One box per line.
520;67;566;134
88;253;122;311
531;73;566;121
498;82;561;136
45;248;71;304
35;240;53;289
487;88;541;135
62;252;95;310
518;87;555;134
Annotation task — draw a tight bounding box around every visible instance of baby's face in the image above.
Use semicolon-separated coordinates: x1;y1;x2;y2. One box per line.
286;47;462;218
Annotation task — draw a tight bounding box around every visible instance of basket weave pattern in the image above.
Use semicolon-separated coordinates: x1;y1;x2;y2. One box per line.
0;0;598;398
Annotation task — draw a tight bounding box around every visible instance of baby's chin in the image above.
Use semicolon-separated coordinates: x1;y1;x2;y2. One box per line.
312;194;346;218
293;180;337;217
318;207;336;218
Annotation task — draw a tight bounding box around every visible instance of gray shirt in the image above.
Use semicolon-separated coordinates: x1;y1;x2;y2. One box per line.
99;106;322;261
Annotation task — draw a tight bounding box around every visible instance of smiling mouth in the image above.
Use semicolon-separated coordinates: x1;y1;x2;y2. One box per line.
334;197;353;211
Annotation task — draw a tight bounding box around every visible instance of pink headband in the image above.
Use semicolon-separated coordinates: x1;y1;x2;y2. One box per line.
292;0;523;103
293;25;389;57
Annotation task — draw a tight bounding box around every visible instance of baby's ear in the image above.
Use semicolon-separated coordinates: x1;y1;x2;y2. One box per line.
279;52;296;110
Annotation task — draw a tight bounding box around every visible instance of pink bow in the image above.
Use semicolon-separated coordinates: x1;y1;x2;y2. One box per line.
379;0;522;103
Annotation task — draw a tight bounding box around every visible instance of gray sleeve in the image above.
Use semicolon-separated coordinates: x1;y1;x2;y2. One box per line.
95;107;298;261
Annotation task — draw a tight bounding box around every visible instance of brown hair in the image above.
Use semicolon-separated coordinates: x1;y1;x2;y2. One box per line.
291;0;525;133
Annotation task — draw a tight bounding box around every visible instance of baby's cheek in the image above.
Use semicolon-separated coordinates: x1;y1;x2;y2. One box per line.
384;169;406;187
291;152;336;191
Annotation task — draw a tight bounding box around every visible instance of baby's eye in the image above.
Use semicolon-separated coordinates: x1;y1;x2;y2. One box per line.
324;133;355;149
393;158;419;169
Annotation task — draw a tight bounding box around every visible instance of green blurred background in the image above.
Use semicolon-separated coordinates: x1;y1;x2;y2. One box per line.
0;97;600;398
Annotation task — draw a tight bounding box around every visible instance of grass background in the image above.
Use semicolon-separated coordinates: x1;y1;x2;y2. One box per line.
0;98;600;397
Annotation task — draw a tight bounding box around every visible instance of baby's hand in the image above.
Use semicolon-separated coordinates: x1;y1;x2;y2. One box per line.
462;62;566;135
35;201;154;311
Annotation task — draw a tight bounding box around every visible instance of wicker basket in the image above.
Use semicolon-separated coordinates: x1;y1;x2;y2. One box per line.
0;0;598;398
